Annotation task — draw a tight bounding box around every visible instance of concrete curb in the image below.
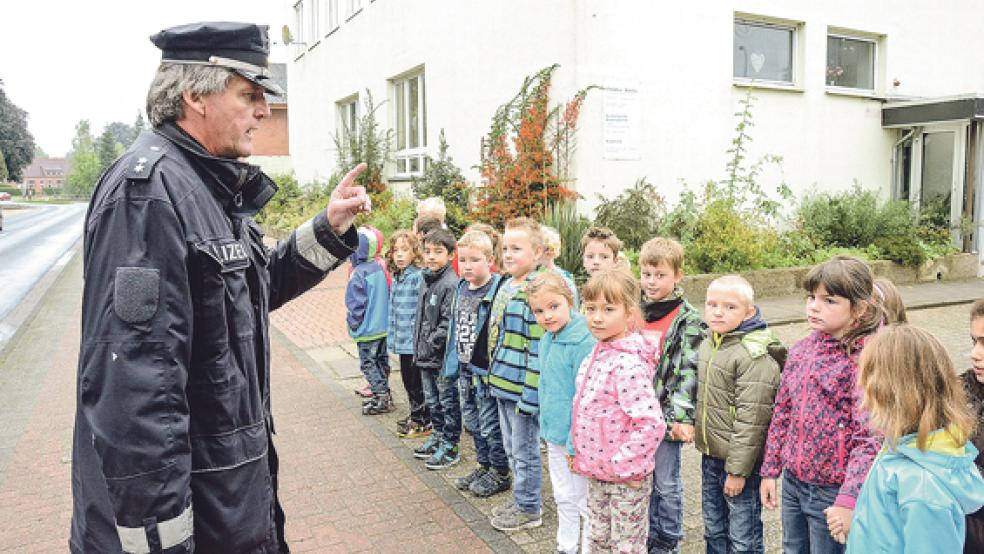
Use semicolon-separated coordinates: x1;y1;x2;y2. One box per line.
271;326;524;554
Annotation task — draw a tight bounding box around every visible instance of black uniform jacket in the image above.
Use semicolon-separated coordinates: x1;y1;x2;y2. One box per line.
69;123;357;553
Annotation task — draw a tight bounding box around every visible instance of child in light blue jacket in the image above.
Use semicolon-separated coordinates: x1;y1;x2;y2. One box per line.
844;324;984;553
346;226;392;415
528;271;597;554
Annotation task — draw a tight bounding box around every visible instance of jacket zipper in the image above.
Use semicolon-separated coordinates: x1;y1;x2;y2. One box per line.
701;334;723;454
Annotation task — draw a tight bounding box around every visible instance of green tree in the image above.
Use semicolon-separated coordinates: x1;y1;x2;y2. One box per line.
133;111;146;141
0;80;36;182
66;120;101;198
34;144;47;159
97;127;119;173
0;145;8;181
411;129;470;233
333;90;392;194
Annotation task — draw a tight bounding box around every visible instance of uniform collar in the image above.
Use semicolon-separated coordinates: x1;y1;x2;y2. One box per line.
155;122;277;216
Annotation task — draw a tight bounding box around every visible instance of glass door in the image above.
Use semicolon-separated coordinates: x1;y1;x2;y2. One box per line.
899;123;966;247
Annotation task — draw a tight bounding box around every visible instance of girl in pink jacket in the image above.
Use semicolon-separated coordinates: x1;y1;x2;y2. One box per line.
570;270;666;552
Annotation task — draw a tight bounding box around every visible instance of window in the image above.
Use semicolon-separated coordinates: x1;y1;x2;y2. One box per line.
326;0;339;33
337;95;359;138
308;0;320;43
392;71;427;177
734;19;795;85
826;34;875;91
346;0;361;18
293;0;305;44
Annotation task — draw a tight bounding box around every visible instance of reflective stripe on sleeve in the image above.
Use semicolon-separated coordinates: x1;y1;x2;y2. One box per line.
295;217;339;271
117;503;193;554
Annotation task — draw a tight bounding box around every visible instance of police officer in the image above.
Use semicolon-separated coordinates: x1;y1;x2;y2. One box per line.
70;22;369;553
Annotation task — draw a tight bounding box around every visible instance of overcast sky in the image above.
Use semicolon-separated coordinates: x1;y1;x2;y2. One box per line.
2;0;291;157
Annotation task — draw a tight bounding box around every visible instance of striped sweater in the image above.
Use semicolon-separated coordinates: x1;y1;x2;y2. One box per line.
488;269;545;413
388;265;424;354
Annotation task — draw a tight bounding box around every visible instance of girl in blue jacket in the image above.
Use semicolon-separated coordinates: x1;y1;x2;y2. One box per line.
528;271;597;554
842;324;984;553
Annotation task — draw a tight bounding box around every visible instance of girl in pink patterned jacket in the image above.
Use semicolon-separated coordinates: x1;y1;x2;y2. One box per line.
570;270;666;552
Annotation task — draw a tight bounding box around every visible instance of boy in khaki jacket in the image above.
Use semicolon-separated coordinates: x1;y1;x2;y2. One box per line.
695;275;784;554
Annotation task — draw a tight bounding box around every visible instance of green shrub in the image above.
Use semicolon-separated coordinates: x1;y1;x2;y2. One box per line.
687;199;771;273
544;200;592;285
593;178;665;251
797;183;915;249
873;235;927;266
411;129;471;234
355;190;416;237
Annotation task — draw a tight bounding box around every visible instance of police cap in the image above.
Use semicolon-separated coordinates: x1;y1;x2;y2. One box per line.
150;22;284;96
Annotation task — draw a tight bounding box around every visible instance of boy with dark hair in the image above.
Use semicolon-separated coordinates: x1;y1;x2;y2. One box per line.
413;228;463;469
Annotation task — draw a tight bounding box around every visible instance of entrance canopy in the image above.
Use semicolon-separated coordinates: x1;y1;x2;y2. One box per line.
883;94;984;128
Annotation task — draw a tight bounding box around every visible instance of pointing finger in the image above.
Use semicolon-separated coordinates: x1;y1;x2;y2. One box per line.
337;163;368;190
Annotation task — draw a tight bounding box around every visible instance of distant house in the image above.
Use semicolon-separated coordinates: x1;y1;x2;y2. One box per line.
247;63;292;177
20;158;70;195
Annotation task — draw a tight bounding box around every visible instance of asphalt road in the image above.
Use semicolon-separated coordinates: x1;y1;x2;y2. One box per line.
0;202;87;328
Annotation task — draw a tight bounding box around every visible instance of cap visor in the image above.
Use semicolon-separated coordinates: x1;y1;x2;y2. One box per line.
235;69;285;97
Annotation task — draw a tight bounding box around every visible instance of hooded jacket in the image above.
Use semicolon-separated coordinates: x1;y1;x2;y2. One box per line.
387;265;424;355
641;293;705;435
345;227;390;342
488;269;546;412
71;124;357;554
846;430;984;554
412;263;458;370
536;313;597;451
760;331;881;509
694;309;783;477
442;274;504;379
571;332;666;483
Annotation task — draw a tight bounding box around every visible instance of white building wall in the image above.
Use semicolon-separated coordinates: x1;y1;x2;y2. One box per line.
288;0;984;214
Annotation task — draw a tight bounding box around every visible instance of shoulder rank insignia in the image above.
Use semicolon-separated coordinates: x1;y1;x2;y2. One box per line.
128;144;167;181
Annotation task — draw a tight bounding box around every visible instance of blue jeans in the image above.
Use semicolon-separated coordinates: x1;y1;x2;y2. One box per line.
356;338;390;395
460;376;508;471
780;472;845;554
647;439;684;553
497;398;542;513
701;455;764;554
420;368;461;444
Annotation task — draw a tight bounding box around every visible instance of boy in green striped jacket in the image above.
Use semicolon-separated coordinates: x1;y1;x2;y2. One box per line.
487;217;547;532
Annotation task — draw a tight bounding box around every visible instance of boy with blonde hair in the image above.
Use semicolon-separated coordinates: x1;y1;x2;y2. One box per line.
638;237;706;554
696;275;783;554
488;217;547;531
540;225;578;308
444;231;511;496
581;226;622;276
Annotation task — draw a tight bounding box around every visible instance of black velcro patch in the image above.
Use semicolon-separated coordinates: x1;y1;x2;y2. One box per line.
114;267;160;324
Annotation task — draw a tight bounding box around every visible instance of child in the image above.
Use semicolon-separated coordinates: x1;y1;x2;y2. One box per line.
463;222;501;273
961;298;984;553
846;324;984;552
581;226;622;277
760;256;884;554
412;228;461;469
874;277;907;323
386;230;430;437
638;237;705;554
695;275;783;554
571;269;666;552
346;226;392;415
443;231;511;497
541;225;579;308
529;271;597;554
488;217;546;531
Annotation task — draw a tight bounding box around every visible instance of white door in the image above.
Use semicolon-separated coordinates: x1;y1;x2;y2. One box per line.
908;123;967;247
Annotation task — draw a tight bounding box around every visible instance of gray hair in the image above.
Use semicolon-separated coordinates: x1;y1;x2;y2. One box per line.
145;63;234;127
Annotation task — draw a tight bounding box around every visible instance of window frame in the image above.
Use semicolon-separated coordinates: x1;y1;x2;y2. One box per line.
337;94;359;140
732;14;803;91
307;0;321;47
292;0;306;44
391;70;428;179
825;29;881;95
325;0;339;35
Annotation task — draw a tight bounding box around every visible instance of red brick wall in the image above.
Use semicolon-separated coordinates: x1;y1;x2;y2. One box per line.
253;105;290;156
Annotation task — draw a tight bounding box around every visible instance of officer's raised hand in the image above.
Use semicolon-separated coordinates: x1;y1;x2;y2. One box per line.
327;162;371;235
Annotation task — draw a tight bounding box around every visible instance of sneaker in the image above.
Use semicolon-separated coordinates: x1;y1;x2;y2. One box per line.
425;443;460;470
455;466;489;491
491;499;517;518
469;468;511;498
413;436;440;459
398;421;432;439
362;393;394;415
491;508;542;532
